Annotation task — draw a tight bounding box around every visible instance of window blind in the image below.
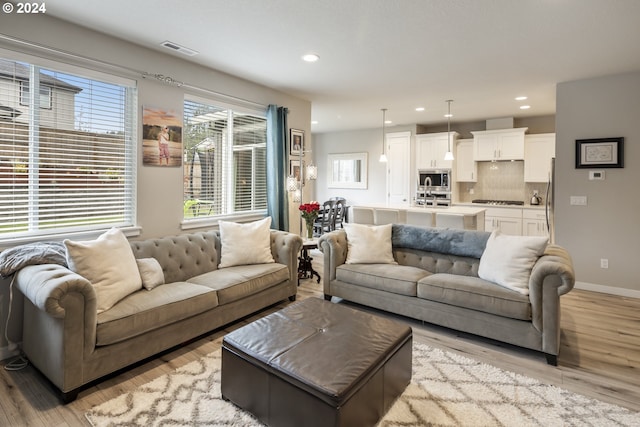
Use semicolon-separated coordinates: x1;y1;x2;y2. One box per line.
0;58;137;240
183;98;266;219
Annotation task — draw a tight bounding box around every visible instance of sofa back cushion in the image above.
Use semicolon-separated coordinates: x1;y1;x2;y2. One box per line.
394;247;481;277
130;231;219;283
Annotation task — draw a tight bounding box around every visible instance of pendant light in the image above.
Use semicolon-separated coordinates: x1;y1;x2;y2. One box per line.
379;108;388;163
306;163;318;180
444;100;455;161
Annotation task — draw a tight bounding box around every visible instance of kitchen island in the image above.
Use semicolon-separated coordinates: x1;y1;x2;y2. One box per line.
350;205;486;231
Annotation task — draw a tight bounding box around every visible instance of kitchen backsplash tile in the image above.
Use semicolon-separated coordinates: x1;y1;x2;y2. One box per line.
456;160;548;203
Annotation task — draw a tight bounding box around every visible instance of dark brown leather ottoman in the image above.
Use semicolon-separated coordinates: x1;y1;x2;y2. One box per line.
221;298;412;427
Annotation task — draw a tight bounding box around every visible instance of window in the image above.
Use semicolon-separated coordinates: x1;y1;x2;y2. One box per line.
183;98;267;220
19;81;52;109
0;58;137;241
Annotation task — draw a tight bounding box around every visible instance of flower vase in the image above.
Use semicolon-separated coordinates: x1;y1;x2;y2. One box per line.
306;220;314;240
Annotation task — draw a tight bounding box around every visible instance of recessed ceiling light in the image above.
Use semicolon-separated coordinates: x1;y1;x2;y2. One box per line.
415;107;425;112
302;53;320;62
515;96;528;101
444;113;453;118
520;105;531;110
385;120;392;124
311;120;318;125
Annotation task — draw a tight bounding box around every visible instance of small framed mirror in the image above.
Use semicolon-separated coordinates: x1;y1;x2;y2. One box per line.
327;152;368;189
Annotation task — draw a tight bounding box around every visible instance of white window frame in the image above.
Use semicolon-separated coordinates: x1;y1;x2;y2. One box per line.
181;94;267;230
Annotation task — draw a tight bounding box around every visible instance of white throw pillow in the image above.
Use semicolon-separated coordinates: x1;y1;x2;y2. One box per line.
64;228;142;313
136;258;165;290
478;230;548;295
344;223;397;264
218;217;275;268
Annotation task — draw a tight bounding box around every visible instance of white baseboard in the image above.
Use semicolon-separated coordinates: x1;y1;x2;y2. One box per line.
575;281;640;299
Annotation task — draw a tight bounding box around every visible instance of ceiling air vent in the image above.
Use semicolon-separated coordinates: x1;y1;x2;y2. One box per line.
160;41;198;57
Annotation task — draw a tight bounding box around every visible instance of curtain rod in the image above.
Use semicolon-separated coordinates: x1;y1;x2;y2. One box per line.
0;33;267;109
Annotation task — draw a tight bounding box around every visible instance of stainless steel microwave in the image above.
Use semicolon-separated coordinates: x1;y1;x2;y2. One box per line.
417;169;451;192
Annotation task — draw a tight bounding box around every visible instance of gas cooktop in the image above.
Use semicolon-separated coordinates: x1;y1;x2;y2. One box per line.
472;199;525;206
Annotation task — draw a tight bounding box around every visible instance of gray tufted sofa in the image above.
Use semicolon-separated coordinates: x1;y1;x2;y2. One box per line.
319;224;575;365
15;229;302;402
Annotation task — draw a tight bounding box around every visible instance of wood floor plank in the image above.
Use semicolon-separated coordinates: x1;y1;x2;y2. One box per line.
0;249;638;425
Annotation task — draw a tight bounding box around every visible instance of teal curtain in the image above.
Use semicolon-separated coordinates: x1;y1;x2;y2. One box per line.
266;105;289;231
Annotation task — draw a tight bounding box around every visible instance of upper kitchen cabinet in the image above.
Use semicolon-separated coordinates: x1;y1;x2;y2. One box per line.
456;139;477;182
471;128;528;161
415;132;459;170
524;133;555;182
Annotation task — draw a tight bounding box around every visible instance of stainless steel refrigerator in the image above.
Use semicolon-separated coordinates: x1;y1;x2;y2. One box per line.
545;157;555;243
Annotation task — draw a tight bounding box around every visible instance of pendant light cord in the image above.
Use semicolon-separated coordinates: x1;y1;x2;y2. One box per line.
447;100;452;151
379;108;388;162
444;100;455;160
382;108;387;155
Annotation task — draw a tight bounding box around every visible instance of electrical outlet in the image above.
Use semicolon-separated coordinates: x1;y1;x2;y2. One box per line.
600;259;609;269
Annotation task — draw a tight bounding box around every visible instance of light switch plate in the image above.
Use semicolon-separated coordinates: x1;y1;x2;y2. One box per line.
570;196;587;206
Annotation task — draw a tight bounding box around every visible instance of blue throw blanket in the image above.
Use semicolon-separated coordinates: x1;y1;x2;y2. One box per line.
391;224;490;259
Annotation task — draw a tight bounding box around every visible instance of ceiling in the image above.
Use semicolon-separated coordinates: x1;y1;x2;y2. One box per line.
44;0;640;133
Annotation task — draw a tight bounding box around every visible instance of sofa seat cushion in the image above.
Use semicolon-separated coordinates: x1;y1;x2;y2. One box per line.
96;282;219;346
336;263;430;297
417;274;531;321
187;263;289;305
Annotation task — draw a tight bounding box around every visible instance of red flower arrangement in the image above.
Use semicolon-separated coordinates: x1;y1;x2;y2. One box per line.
299;201;320;221
299;201;320;238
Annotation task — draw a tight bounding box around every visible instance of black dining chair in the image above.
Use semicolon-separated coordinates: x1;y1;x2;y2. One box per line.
332;199;346;230
313;200;335;236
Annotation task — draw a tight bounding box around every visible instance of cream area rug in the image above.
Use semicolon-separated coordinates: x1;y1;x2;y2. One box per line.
86;342;638;427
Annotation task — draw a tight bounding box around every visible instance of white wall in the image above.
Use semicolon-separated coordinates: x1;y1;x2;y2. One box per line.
312;125;417;206
556;71;640;295
0;13;311;357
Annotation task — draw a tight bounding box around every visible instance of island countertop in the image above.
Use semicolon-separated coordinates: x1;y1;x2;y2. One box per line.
349;204;486;230
351;204;486;215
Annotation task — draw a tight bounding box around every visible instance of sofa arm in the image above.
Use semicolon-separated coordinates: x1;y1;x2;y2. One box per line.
318;230;348;295
270;230;303;285
16;263;97;319
530;245;575;298
528;244;575;353
15;263;99;394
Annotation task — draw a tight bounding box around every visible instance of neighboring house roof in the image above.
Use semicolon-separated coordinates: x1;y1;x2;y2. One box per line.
0;59;82;93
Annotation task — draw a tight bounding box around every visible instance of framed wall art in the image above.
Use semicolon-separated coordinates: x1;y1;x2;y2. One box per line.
290;159;304;185
142;106;183;167
290;128;304;156
575;137;624;168
327;152;368;189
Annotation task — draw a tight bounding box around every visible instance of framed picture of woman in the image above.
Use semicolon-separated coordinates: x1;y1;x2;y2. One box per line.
290;129;304;156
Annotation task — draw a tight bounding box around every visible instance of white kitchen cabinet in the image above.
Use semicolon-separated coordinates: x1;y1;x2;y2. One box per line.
415;132;459;170
524;133;555;182
522;208;548;237
456;139;477;182
484;207;522;235
471;128;527;161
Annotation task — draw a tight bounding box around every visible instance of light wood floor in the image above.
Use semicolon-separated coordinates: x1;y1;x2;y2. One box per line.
0;250;638;426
